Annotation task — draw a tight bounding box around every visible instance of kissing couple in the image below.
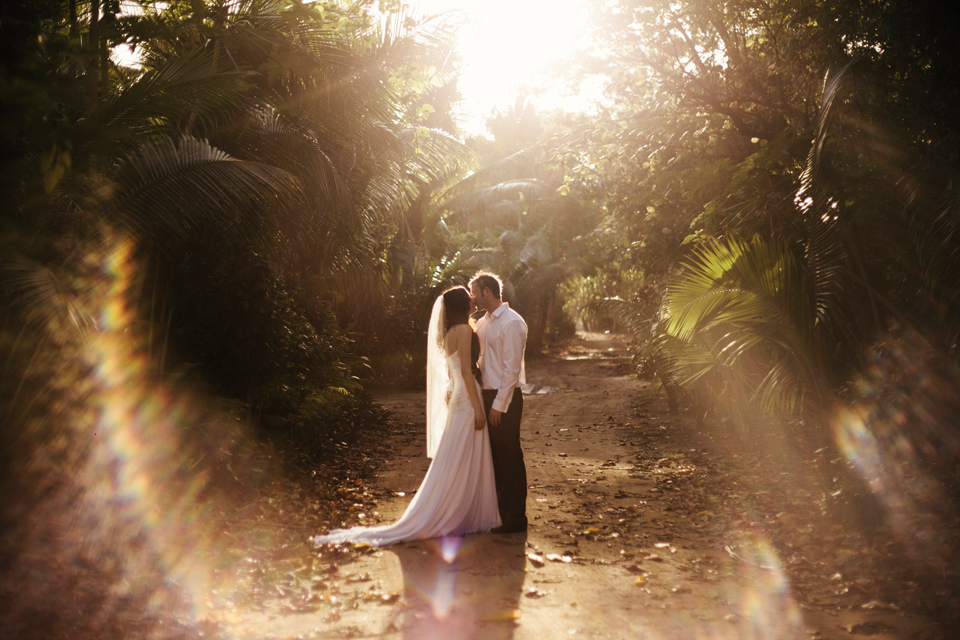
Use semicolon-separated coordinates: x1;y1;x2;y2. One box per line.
313;272;529;547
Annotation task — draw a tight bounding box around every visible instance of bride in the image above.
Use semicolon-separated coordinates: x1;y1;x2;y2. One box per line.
312;286;500;547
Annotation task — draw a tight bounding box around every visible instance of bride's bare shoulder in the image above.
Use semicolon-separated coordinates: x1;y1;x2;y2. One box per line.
443;323;463;347
444;324;471;352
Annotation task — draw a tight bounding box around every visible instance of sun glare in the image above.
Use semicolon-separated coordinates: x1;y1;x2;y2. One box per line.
113;1;597;135
416;0;595;134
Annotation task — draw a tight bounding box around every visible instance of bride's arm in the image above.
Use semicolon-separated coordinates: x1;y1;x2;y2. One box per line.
455;325;487;431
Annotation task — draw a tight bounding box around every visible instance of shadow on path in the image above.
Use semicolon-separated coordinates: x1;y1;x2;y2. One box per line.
388;531;527;640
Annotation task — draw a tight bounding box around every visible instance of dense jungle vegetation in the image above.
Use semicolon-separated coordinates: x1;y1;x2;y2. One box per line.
2;0;960;635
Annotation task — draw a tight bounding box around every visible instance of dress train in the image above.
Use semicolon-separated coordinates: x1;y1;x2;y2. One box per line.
313;352;500;547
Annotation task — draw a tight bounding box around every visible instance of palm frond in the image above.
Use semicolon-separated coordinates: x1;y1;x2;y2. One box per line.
441;179;556;227
2;257;96;336
399;128;481;192
796;62;854;332
668;237;812;342
90;49;254;141
108;135;302;246
663;235;822;415
440;145;551;201
230;108;352;210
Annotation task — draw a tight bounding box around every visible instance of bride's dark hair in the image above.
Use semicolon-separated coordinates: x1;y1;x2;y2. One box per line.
442;286;482;385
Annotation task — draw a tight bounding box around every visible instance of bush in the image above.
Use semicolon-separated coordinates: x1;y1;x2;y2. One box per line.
156;243;378;461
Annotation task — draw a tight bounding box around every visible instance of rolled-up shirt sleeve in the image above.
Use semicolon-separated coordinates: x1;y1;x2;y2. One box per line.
493;317;527;413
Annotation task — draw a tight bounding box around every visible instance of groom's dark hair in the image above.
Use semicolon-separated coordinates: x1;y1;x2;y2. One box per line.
469;272;502;299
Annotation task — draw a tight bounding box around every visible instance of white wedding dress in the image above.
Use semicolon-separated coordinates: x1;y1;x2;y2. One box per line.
312;350;500;548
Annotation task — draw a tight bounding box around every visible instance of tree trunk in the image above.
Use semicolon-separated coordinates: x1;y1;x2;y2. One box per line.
87;0;100;103
69;0;78;41
659;371;681;413
545;290;557;341
528;299;549;355
100;32;109;101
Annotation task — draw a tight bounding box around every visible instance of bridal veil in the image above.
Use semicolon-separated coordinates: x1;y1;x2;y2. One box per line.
424;295;449;459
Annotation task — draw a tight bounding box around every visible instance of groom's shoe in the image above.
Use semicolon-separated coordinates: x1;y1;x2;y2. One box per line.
490;519;527;534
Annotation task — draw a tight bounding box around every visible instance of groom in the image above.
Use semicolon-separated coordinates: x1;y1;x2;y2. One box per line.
470;272;528;534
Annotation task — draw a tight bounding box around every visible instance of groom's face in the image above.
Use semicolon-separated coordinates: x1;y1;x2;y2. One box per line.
470;283;486;313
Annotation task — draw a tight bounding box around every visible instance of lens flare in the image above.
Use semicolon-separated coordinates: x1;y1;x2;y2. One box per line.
724;530;804;638
440;534;462;563
430;560;457;619
831;331;960;565
2;230;293;636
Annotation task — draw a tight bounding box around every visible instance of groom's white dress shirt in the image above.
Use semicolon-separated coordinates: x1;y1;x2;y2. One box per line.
476;302;527;413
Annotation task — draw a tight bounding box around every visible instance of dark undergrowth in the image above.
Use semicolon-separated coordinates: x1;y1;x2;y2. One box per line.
0;369;396;640
0;270;397;640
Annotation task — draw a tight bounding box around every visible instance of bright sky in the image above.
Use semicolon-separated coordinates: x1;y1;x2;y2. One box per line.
413;0;598;136
113;1;600;137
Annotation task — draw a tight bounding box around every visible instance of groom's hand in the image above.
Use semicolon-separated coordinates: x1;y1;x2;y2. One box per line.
488;408;503;428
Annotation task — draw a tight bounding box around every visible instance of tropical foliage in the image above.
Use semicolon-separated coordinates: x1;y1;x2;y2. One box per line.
1;0;475;457
561;0;960;470
5;2;960;635
5;0;960;542
363;98;600;380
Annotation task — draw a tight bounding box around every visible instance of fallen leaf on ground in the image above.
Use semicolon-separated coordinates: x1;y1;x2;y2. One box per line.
845;622;895;634
346;572;372;582
482;609;521;622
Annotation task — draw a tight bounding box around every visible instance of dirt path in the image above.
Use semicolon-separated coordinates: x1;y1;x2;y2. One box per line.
239;332;947;640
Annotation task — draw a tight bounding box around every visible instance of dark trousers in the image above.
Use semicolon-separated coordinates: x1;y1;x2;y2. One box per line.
482;388;527;526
